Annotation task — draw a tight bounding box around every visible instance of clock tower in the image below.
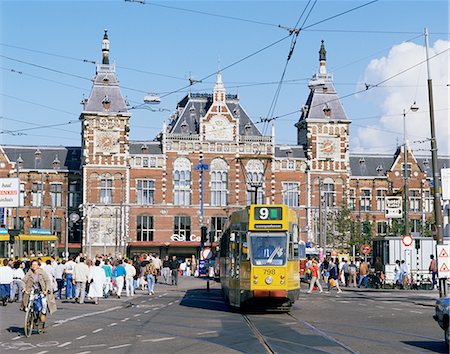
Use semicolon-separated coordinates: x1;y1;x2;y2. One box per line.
295;41;350;173
295;41;351;247
79;30;131;257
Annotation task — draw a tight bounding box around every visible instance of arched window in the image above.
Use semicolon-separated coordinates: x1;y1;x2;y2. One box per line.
173;158;191;206
246;160;264;205
210;158;228;206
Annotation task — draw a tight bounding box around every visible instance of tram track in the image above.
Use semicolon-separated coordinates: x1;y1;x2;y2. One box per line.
242;312;358;354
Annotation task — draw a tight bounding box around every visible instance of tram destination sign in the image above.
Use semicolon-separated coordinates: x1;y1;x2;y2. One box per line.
254;206;282;221
254;223;283;229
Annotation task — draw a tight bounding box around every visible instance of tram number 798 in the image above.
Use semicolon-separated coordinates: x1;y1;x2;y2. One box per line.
264;269;275;275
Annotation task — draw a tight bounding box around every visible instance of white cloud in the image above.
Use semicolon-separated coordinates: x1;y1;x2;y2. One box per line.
354;39;450;156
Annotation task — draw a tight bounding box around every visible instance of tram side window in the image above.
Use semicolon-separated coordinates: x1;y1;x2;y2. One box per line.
240;232;249;260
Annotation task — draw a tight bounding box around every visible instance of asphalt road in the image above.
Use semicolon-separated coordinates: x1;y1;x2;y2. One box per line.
0;278;447;354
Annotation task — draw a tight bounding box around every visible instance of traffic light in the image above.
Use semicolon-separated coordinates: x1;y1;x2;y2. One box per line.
9;229;20;244
201;226;208;245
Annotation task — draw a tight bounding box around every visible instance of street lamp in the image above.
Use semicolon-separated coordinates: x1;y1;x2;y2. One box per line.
403;102;419;236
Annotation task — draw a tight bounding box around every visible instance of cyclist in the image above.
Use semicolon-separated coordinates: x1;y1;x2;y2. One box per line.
21;260;57;321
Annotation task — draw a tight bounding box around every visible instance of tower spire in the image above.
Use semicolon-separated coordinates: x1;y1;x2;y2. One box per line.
213;68;226;102
319;40;327;75
102;30;110;65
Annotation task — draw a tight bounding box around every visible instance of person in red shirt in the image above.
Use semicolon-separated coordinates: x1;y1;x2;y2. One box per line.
429;254;438;289
307;258;323;293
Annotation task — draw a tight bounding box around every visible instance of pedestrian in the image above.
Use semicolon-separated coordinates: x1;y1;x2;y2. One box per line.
328;259;342;293
321;258;330;286
88;260;106;304
180;260;187;276
10;261;25;302
124;259;136;297
162;256;170;284
42;259;56;292
0;259;13;306
374;257;384;289
65;256;76;299
102;259;113;297
133;259;140;290
358;260;369;288
54;259;65;300
400;260;410;288
170;256;179;286
73;257;89;304
341;259;349;287
307;258;323;293
113;260;126;298
348;260;357;287
393;260;401;287
429;254;438;289
144;260;157;295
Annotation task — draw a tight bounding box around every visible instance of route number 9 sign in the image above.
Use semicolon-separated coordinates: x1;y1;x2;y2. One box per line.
254;207;282;221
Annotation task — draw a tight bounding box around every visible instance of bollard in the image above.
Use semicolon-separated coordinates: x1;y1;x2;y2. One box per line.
207;278;210;292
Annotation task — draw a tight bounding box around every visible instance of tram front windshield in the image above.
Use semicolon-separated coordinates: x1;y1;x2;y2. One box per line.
250;233;287;266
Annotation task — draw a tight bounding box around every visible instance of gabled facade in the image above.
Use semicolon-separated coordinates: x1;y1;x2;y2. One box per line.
0;34;448;260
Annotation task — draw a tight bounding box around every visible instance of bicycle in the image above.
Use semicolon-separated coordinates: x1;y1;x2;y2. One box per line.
24;290;46;337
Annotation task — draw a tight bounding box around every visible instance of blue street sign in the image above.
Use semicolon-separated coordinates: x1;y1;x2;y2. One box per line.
198;259;207;276
29;228;51;235
195;163;209;171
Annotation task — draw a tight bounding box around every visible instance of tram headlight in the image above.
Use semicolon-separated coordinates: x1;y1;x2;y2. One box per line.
253;274;258;284
280;279;285;284
280;274;285;279
265;276;273;285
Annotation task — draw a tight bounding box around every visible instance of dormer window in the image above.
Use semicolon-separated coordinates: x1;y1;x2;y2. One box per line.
34;149;42;169
423;159;430;170
233;107;240;118
102;75;109;83
244;123;252;136
180;121;189;134
141;144;148;154
286;150;293;158
52;155;61;170
189;105;196;116
376;164;384;176
359;157;365;164
17;155;24;169
102;95;111;111
323;103;331;117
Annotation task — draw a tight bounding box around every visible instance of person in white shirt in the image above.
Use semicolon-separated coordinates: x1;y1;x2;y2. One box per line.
0;259;13;306
54;259;65;300
65;256;76;299
10;261;25;302
42;259;56;292
88;260;106;304
73;257;90;303
124;259;136;297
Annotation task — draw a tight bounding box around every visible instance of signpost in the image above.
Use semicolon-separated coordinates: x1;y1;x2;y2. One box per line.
385;196;403;218
402;234;413;247
437;244;450;279
361;244;371;262
0;178;19;207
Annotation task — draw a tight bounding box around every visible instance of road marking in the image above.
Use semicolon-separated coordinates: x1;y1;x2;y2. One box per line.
108;323;117;327
58;342;72;348
109;343;132;349
168;302;173;305
36;351;48;354
144;310;151;313
303;321;358;354
197;331;217;335
410;310;423;314
375;306;385;309
92;328;103;333
392;308;402;311
75;351;91;354
359;303;368;307
133;314;141;317
11;336;22;340
75;335;87;340
53;306;122;327
121;317;130;322
339;300;350;303
141;300;146;303
174;300;179;303
80;344;107;348
142;337;175;343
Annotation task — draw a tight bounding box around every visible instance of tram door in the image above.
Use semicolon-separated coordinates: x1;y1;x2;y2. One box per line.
230;232;241;307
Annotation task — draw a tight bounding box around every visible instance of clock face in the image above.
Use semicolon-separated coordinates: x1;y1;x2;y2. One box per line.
317;136;340;160
205;115;233;141
95;131;120;154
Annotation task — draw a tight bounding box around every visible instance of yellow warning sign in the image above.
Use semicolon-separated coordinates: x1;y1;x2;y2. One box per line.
440;263;449;272
439;248;449;258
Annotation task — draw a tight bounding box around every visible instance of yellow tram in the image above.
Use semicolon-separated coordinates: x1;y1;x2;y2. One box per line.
219;204;300;311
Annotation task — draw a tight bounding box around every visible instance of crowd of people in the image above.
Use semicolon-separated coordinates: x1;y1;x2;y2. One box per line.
0;253;199;311
304;256;384;294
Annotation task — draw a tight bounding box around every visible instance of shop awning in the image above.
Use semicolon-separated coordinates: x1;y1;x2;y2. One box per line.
18;234;58;241
0;234;9;241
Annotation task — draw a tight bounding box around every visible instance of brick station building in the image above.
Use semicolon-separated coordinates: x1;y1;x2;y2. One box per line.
1;33;448;259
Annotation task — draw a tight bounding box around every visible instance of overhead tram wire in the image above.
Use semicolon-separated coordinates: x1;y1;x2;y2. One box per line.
262;0;317;136
0;120;79;135
0;115;80;135
125;0;281;29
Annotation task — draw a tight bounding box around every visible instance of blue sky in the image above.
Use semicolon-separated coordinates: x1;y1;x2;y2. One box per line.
0;0;449;155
